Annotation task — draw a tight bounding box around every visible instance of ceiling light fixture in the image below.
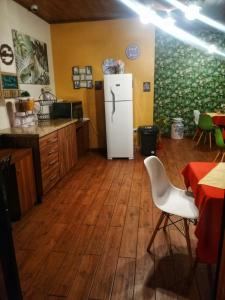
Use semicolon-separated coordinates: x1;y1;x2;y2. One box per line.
185;4;201;21
208;45;217;54
165;0;225;32
118;0;225;57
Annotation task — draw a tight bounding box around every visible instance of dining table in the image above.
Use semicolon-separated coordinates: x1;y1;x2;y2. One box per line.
182;162;224;264
206;112;225;126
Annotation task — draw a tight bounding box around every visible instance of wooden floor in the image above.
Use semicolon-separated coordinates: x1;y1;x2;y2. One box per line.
13;138;218;300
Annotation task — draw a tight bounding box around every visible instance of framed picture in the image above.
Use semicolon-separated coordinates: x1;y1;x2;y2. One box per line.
79;68;86;75
72;75;80;80
73;80;80;89
80;74;86;81
1;72;19;89
87;80;93;89
71;65;93;89
85;66;92;75
143;82;151;92
86;75;92;80
80;81;87;88
72;66;79;75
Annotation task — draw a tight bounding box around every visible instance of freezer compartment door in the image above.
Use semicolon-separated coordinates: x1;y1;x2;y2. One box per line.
104;74;132;101
105;101;133;159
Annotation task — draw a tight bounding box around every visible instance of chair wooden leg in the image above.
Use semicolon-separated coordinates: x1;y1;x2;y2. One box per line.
193;128;199;141
147;212;165;253
204;132;207;144
214;151;221;162
163;214;170;231
209;131;212;150
221;152;225;162
183;219;193;263
196;131;204;146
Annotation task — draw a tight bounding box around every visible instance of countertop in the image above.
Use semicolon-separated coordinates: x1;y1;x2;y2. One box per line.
0;119;78;138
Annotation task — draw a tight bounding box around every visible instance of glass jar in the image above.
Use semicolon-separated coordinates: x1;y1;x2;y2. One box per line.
26;99;34;111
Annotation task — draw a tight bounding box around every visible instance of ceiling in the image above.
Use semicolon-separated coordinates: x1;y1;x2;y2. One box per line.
13;0;225;26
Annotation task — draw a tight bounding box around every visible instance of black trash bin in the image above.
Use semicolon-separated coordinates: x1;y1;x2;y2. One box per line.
138;125;158;156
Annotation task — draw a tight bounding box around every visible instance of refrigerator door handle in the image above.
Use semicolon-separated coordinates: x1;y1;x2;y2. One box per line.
110;87;116;121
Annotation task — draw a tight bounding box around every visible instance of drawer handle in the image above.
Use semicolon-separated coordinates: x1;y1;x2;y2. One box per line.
49;160;57;166
49;138;57;143
50;175;57;181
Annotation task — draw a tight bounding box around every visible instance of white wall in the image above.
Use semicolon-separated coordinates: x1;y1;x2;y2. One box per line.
0;0;55;129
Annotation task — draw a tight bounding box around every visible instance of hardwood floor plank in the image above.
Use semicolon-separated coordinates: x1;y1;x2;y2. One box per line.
111;257;135;300
67;254;99;300
89;227;123;300
19;223;67;292
169;226;200;300
70;224;94;255
119;206;139;258
83;190;108;225
152;207;178;300
85;225;109;255
134;227;155;300
139;190;153;229
100;160;120;191
111;203;127;227
128;158;143;207
104;161;126;206
116;174;133;206
24;251;65;299
53;223;77;253
48;252;82;297
96;205;114;227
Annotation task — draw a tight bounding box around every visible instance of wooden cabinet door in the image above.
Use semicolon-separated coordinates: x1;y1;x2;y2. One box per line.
68;123;77;169
58;124;77;178
15;151;36;216
76;120;89;158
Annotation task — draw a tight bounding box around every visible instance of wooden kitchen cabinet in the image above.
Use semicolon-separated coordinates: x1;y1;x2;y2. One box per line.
39;123;77;193
39;131;60;194
76;120;89;158
1;120;88;198
58;123;77;177
0;148;36;219
14;150;36;216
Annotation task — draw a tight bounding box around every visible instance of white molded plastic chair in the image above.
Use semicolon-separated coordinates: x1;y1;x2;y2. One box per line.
144;156;199;260
193;110;200;125
193;110;200;140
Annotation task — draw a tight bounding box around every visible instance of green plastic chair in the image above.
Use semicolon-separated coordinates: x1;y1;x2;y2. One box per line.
214;127;225;162
196;114;214;149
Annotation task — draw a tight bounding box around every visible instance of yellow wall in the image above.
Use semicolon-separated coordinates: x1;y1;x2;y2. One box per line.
51;18;155;148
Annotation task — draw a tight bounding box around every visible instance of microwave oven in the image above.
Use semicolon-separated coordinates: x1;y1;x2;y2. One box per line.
52;101;83;120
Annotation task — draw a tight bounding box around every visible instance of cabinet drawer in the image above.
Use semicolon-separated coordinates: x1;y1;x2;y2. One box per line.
41;151;59;172
40;131;58;152
40;141;59;164
42;163;60;193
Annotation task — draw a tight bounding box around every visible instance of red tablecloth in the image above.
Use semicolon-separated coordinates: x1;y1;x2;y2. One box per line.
212;115;225;126
182;162;224;264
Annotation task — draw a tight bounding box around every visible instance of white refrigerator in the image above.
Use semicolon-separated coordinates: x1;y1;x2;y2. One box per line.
104;74;133;159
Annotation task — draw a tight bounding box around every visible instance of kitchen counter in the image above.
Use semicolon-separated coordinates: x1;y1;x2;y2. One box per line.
0;118;90;200
0;119;77;137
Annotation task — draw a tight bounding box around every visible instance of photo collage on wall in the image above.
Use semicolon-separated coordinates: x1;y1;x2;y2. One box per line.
72;66;93;89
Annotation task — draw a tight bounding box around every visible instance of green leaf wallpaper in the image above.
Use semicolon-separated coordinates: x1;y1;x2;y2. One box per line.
154;29;225;136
